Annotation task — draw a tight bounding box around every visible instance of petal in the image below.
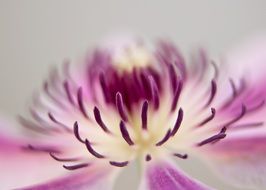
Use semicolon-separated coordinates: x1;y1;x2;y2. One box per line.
139;160;212;190
199;129;266;189
0;133;66;189
21;165;116;190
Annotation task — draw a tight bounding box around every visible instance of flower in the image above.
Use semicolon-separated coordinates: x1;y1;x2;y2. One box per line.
1;37;266;190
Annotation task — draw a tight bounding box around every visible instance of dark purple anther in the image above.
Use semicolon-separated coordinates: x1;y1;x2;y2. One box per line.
48;112;71;132
63;80;75;105
116;92;128;122
173;153;188;159
77;87;89;119
93;106;111;133
204;80;217;108
171;81;183;111
109;161;129;167
223;104;246;128
156;129;172;146
197;133;226;147
141;100;149;130
197;108;216;127
119;121;134;146
148;76;160;109
171;108;184;137
168;64;177;94
99;72;110;103
63;163;89;170
85;139;105;159
49;152;79;162
145;154;152;161
73;121;85;143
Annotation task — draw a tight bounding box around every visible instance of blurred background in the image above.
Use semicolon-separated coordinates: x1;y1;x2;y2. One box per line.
0;0;265;189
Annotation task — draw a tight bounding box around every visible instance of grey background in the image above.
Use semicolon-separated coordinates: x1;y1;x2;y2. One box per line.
0;1;265;189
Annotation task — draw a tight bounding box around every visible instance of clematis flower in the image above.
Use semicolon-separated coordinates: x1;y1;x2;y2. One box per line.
1;36;266;190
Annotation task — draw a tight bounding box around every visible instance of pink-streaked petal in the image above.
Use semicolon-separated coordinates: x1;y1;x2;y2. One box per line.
139;160;212;190
21;166;116;190
199;129;266;189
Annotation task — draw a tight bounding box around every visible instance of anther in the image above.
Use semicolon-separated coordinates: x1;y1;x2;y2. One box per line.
148;76;160;109
171;81;183;111
77;87;89;119
99;72;110;103
145;154;152;162
197;108;216;127
85;139;105;159
63;163;89;170
223;104;247;128
171;108;184;137
204;80;217;108
116;92;128;122
49;152;79;162
48;112;71;132
168;64;177;94
173;153;188;159
63;80;75;105
93;107;111;133
109;161;129;167
141;100;149;130
119;121;134;146
210;61;219;80
25;144;60;154
197;133;226;146
73;121;85;143
156;129;172;146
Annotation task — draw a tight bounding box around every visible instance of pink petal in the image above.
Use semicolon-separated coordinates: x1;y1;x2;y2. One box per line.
0;133;67;189
21;166;115;190
139;160;212;190
200;129;266;189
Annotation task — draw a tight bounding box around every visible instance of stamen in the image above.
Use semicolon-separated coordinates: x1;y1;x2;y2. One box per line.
171;108;184;137
18;116;51;134
148;76;160;109
204;80;217;108
73;121;85;143
99;72;110;103
173;153;188;159
156;129;172;146
171;81;183;111
211;61;219;80
93;107;111;133
43;82;66;109
145;154;152;161
229;78;238;97
247;100;265;113
85;139;105;159
197;132;226;147
197;108;216;127
48;112;71;132
119;121;134;146
223;105;247;128
116;92;128;122
63;80;75;105
25;144;60;154
63;163;89;170
49;152;79;162
221;79;246;109
233;122;264;129
109;161;129;167
77;87;89;119
141;100;149;130
168;64;177;94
